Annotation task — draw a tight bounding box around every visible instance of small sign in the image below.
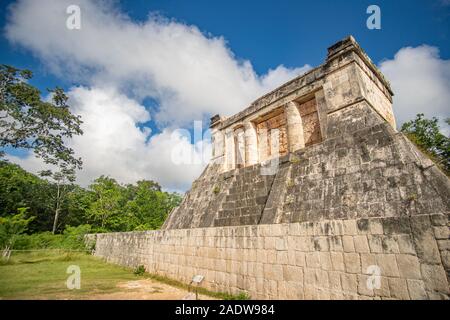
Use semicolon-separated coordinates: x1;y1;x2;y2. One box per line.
192;275;204;284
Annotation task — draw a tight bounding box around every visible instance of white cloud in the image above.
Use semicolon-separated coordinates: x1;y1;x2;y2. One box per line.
8;86;210;191
10;1;448;193
5;0;310;126
379;45;450;132
4;0;309;190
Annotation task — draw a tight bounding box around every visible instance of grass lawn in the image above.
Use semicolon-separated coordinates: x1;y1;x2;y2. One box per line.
0;251;249;300
0;251;142;299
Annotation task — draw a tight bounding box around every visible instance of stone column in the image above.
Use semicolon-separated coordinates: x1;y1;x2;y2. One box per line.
211;128;225;171
314;90;328;141
224;128;235;171
286;101;305;152
235;127;246;168
244;121;258;166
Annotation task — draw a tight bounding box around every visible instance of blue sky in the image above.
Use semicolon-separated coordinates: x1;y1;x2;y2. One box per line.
1;0;449;191
2;1;450;87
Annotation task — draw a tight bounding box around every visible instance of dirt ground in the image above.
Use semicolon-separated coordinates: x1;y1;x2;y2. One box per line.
83;279;215;300
0;251;219;300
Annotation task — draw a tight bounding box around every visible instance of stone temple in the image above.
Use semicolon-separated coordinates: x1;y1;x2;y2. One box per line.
90;36;450;300
162;35;444;230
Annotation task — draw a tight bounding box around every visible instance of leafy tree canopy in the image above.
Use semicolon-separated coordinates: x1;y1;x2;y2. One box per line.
0;64;82;169
0;208;34;253
0;161;182;233
0;65;181;235
401;114;450;175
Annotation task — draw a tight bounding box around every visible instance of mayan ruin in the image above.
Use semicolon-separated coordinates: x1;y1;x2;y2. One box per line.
85;36;450;300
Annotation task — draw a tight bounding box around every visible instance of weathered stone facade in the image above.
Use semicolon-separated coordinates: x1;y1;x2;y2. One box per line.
90;214;449;299
162;36;448;231
89;36;450;299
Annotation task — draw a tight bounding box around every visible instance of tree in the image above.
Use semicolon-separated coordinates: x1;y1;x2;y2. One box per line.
65;185;95;228
40;168;77;234
0;161;42;216
0;159;182;234
0;161;92;233
0;208;34;260
124;180;179;230
86;178;182;231
0;65;83;169
0;161;53;232
1;65;84;233
401;114;450;175
87;176;126;231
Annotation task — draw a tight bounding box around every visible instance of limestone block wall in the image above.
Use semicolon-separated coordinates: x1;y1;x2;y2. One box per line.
89;36;450;300
355;59;396;129
164;101;450;233
90;214;449;300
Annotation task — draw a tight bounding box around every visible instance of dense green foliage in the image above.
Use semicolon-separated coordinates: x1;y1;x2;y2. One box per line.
0;209;34;254
13;224;93;251
0;64;86;234
0;64;182;243
0;161;182;242
401;114;450;175
84;176;181;232
0;162;48;227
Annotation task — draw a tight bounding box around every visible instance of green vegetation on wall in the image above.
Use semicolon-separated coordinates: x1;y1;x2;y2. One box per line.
401;114;450;176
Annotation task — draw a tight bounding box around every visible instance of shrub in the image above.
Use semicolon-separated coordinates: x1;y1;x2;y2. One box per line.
134;265;146;276
0;209;35;254
14;232;63;250
235;292;251;300
220;291;251;300
401;114;450;175
62;224;92;250
14;224;92;251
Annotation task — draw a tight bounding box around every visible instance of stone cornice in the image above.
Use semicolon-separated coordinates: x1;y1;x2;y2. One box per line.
211;36;393;130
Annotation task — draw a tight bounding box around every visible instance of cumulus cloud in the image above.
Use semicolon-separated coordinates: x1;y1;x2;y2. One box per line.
8;86;210;191
7;0;447;193
379;45;450;132
4;0;309;190
5;0;310;126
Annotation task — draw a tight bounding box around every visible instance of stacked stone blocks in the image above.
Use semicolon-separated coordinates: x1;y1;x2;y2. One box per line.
91;214;449;299
90;36;450;300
